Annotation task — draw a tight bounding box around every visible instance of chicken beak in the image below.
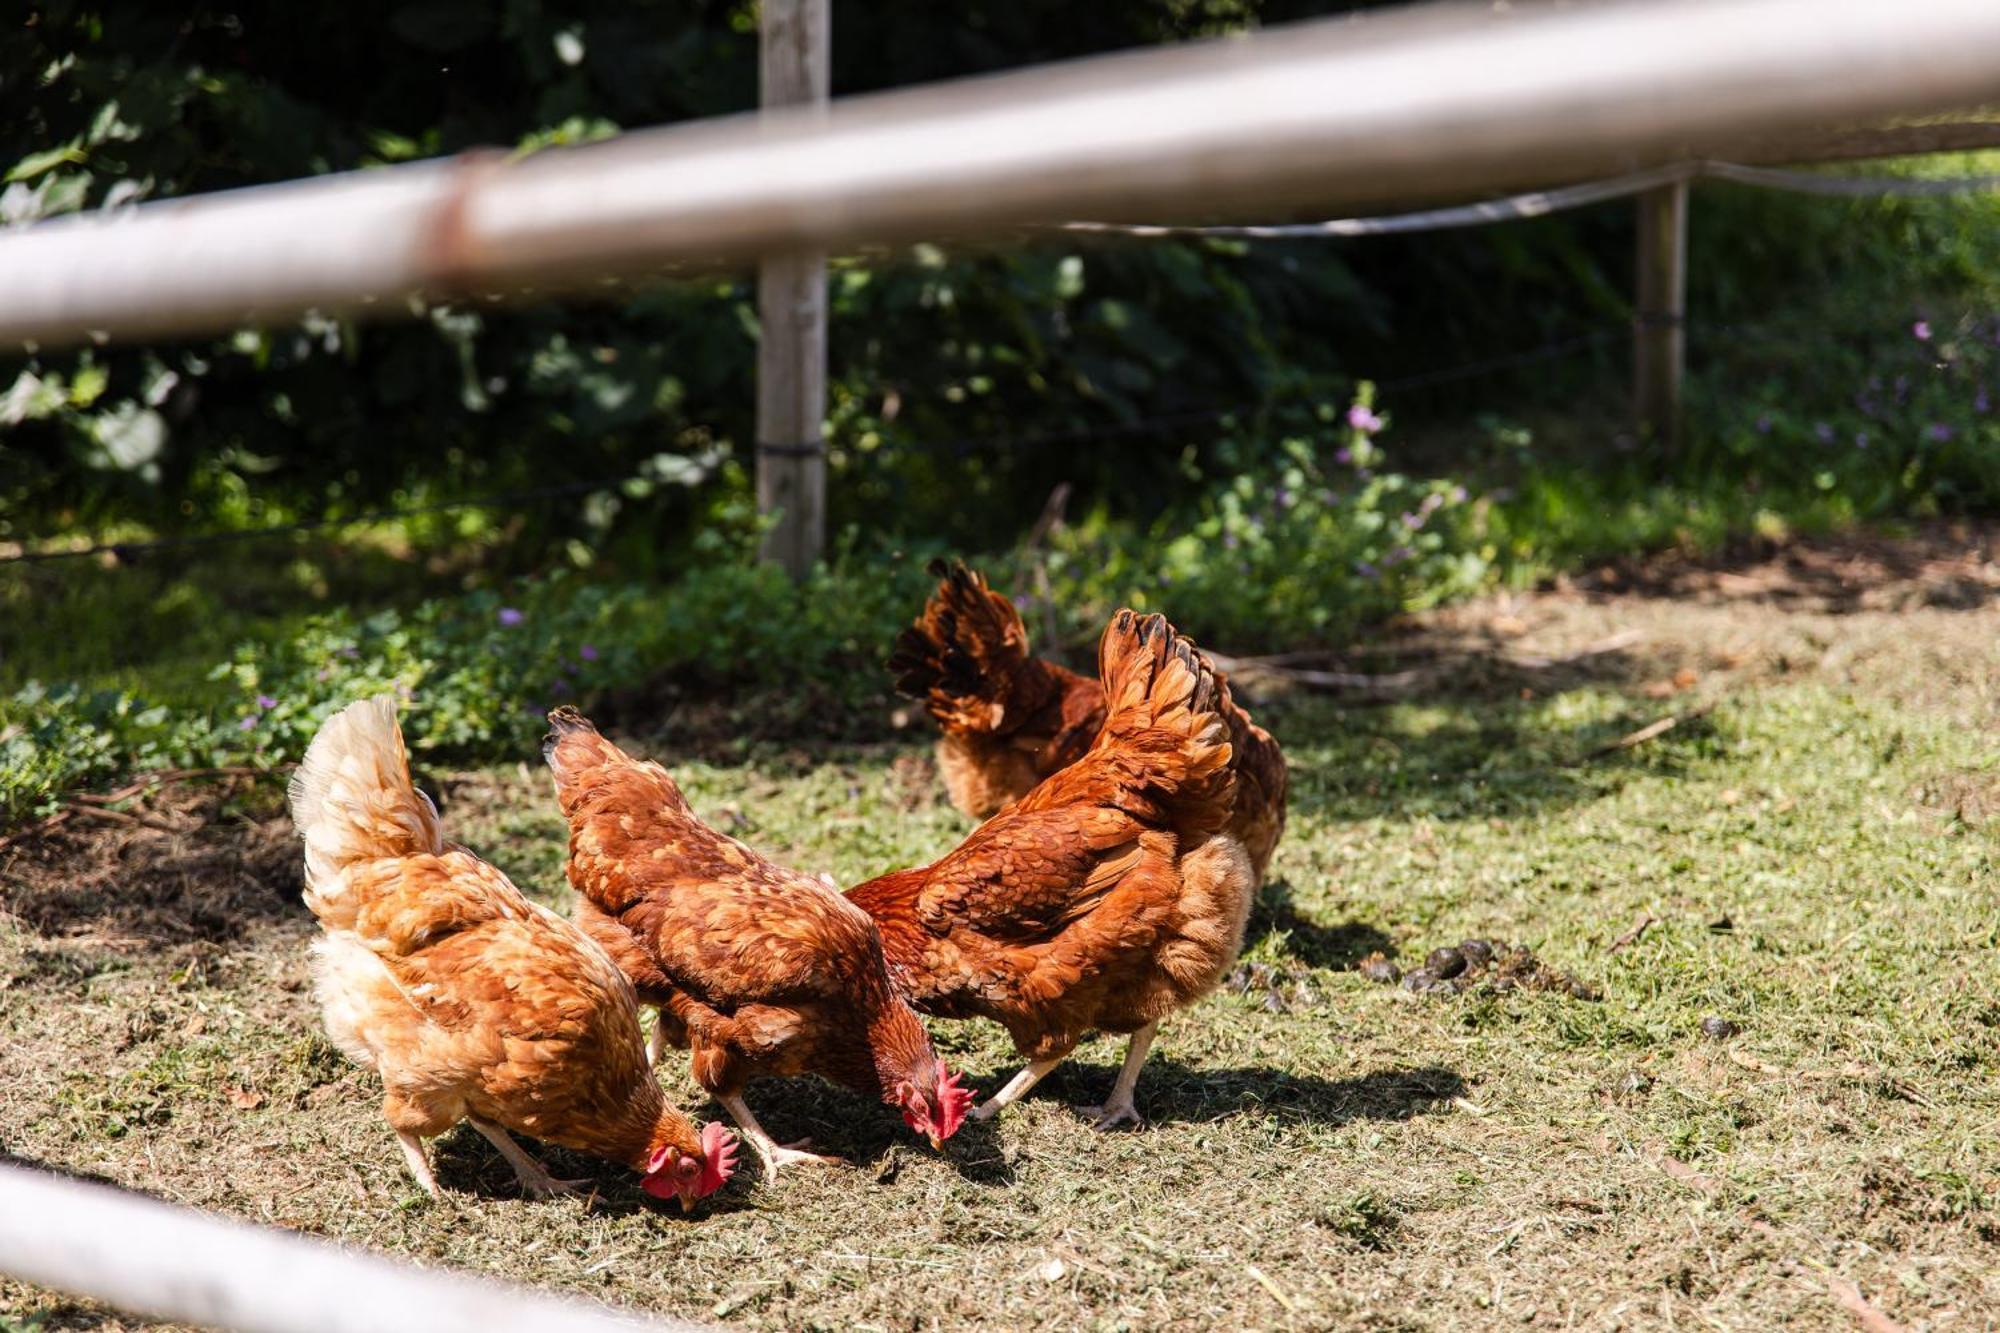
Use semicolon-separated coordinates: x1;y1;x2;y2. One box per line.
677;1188;696;1214
927;1130;943;1151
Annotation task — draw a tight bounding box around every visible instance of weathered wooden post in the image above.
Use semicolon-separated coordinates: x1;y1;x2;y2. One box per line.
1633;178;1688;452
756;0;830;578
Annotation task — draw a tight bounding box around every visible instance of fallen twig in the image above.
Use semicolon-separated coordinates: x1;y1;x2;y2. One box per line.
1608;914;1658;954
0;765;260;852
1507;628;1646;669
1582;702;1717;761
1205;653;1438;696
68;766;263;806
0;808;74;854
1245;1264;1299;1314
64;804;193;835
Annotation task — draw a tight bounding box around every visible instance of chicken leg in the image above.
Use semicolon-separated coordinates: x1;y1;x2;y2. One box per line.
468;1117;588;1198
646;1012;669;1068
718;1094;846;1182
396;1130;440;1197
1078;1022;1157;1130
967;1056;1065;1122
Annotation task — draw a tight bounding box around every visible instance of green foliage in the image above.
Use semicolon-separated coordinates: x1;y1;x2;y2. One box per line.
1045;384;1493;649
0;541;939;826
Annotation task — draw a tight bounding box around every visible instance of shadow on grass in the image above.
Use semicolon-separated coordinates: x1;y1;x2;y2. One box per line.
1270;692;1715;826
1245;880;1390;969
1019;1057;1466;1130
430;1082;1020;1216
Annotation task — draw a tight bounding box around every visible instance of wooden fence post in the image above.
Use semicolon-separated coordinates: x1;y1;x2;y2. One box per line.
756;0;830;579
1633;178;1688;452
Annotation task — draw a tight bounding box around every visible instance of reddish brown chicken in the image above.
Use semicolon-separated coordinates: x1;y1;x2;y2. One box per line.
889;560;1288;878
291;696;736;1209
544;711;972;1181
854;610;1257;1128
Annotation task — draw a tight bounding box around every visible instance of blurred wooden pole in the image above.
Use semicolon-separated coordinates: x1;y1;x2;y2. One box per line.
1634;179;1688;452
756;0;829;579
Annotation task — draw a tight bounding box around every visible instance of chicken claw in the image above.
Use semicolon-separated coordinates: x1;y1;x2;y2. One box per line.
720;1095;847;1182
470;1117;590;1199
1078;1098;1143;1132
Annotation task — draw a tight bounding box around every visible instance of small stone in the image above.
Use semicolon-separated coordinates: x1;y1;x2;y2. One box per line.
1700;1016;1740;1040
1425;947;1467;979
1401;968;1440;994
1357;952;1401;985
1263;990;1290;1014
1565;975;1603;1002
1458;939;1495;967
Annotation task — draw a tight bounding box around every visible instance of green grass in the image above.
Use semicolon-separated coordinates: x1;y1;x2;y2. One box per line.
4;547;1997;1329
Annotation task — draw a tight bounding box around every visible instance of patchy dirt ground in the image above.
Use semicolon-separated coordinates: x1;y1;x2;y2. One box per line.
4;530;1999;1331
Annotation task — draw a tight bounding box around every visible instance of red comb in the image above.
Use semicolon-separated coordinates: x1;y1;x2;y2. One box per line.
698;1120;739;1196
935;1061;972;1142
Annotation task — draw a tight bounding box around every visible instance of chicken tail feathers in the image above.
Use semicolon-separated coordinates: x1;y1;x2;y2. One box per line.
289;695;444;903
887;559;1043;736
1092;610;1234;815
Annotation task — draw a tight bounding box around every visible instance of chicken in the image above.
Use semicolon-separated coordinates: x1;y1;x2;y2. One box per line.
543;710;972;1181
889;560;1288;878
852;610;1257;1129
887;560;1103;820
289;696;737;1210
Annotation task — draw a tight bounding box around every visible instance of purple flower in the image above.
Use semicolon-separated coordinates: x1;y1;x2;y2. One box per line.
1400;511;1422;529
338;645;359;659
1347;404;1384;434
579;643;600;662
550;679;570;699
1224;532;1240;550
1928;423;1954;442
1275;487;1295;510
255;694;277;710
1754;414;1773;435
1449;486;1469;504
1387;545;1414;566
1913;320;1933;342
1977;388;1991;414
1854;431;1869;450
1356;561;1379;579
1334;447;1353;465
238;715;257;732
498;606;524;627
1814;422;1834;444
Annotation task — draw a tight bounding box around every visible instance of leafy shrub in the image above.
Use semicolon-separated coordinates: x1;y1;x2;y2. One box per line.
1045;384;1493;649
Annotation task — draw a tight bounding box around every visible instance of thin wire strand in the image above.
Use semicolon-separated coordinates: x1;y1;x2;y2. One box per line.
1059;160;2000;240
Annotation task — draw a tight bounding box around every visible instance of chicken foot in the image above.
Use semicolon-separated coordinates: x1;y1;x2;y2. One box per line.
396;1129;440;1197
468;1117;590;1199
1078;1022;1157;1131
967;1055;1065;1122
719;1093;847;1182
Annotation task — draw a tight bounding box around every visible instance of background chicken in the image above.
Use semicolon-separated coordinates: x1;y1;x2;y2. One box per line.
544;709;972;1180
290;695;736;1209
889;560;1288;878
852;610;1256;1129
